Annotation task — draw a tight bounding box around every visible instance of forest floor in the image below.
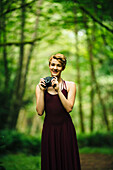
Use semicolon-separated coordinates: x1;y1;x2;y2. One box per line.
0;153;113;170
80;153;113;170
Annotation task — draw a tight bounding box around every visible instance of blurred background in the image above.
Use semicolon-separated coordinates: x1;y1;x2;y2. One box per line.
0;0;113;169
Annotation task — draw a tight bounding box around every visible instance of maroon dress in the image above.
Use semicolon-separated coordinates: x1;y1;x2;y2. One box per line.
41;81;81;170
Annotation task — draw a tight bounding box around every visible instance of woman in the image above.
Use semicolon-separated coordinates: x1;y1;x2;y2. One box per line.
36;53;81;170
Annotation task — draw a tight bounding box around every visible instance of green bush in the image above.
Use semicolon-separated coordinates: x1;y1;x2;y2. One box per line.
0;130;113;155
0;129;41;155
77;132;113;148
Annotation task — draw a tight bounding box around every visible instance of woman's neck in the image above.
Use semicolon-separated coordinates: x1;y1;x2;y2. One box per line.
57;77;62;83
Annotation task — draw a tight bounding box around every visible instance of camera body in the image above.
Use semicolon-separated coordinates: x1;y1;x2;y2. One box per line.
44;76;54;87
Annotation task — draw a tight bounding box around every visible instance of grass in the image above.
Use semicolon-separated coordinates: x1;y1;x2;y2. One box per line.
79;147;113;155
0;147;113;170
0;153;41;170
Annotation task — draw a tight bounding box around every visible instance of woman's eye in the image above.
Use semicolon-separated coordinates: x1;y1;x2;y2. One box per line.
51;64;55;66
51;63;61;67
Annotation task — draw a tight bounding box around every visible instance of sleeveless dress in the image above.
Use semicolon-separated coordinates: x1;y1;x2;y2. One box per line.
41;80;81;170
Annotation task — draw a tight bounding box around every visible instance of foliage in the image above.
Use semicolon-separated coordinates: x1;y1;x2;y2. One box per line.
0;130;41;155
77;0;113;21
0;130;113;157
0;153;41;170
77;131;113;148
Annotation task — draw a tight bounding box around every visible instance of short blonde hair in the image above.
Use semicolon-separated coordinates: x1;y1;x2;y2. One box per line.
49;53;67;70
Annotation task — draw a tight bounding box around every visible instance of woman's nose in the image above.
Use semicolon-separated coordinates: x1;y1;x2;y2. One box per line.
54;65;57;69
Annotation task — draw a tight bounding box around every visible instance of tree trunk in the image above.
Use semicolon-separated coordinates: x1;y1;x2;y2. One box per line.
74;3;85;132
90;81;95;131
0;1;9;129
7;0;26;128
21;0;43;99
16;109;27;133
1;1;9;89
30;115;42;135
82;14;95;132
83;13;110;131
7;0;43;129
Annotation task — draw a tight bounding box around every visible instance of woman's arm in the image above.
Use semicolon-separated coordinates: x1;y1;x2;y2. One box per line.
35;78;46;116
57;81;76;113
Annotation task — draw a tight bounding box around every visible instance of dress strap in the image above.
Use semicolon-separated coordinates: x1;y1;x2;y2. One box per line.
63;80;67;90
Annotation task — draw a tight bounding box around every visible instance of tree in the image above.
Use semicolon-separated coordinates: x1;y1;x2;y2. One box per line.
83;12;110;131
74;3;85;132
7;0;43;129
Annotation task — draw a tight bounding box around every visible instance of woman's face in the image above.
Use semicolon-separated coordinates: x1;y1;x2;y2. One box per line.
49;58;63;78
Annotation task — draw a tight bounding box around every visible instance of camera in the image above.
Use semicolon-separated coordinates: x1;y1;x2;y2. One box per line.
43;76;54;87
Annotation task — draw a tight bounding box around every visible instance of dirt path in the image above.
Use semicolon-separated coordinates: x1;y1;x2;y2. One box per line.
80;154;113;170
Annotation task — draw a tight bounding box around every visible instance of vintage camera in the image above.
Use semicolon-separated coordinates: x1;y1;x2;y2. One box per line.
43;76;54;87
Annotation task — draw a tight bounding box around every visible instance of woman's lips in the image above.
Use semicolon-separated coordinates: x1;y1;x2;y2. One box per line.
52;70;58;74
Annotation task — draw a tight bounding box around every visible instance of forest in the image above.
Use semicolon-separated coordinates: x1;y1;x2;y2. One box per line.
0;0;113;169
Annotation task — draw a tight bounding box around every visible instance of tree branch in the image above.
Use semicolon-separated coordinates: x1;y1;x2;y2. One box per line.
0;0;36;17
0;38;41;46
79;6;113;34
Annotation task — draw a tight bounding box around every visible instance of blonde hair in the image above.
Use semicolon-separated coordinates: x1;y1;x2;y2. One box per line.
49;53;67;70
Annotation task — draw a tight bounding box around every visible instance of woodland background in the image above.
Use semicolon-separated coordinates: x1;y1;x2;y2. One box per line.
0;0;113;169
0;0;113;134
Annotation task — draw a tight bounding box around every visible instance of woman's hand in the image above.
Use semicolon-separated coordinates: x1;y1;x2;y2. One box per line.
38;78;46;91
51;77;59;92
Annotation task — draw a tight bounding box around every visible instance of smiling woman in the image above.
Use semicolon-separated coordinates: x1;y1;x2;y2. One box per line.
36;53;81;170
49;53;67;70
49;54;66;79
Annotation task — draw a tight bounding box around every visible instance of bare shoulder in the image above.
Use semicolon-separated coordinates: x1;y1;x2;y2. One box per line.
65;81;76;92
65;81;76;87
